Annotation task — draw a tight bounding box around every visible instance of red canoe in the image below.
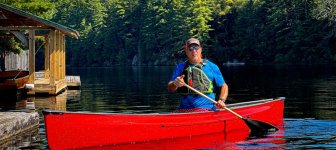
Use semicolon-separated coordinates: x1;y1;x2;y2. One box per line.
43;97;285;150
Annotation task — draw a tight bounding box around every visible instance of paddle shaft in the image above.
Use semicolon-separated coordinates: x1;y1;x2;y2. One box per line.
183;83;243;119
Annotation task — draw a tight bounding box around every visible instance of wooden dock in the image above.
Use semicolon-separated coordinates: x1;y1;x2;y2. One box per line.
26;72;80;95
26;78;67;95
66;76;81;89
0;112;39;147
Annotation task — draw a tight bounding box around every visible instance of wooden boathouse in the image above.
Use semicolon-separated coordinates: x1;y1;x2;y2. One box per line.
0;3;79;95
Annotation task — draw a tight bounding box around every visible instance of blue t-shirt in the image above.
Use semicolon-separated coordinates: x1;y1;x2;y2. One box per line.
170;60;225;110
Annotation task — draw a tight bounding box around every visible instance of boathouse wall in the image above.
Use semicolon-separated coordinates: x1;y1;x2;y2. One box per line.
5;50;28;71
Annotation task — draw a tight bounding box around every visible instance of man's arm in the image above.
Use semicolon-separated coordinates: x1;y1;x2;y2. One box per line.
168;81;178;92
216;83;229;108
218;83;228;102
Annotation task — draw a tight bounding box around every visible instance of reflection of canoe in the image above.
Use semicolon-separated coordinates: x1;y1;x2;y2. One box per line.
43;98;285;150
82;129;285;150
0;71;29;90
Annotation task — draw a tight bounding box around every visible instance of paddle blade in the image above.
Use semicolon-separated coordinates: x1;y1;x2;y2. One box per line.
242;118;278;134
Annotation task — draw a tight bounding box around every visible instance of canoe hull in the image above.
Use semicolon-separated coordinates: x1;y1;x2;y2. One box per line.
43;98;284;149
0;71;29;90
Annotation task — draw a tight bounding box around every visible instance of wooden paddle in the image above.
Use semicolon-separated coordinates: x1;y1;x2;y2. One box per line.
183;83;278;134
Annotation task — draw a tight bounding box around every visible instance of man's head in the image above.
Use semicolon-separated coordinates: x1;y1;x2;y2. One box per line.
185;38;202;64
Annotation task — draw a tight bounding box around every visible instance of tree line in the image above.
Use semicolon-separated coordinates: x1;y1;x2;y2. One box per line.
1;0;336;68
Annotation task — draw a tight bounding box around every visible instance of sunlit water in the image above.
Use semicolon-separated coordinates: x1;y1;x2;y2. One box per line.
1;64;336;149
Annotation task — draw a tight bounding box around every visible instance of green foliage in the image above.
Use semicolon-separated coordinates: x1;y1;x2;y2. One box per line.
0;35;24;54
223;0;334;64
51;0;107;66
188;0;214;41
0;0;56;19
3;0;335;66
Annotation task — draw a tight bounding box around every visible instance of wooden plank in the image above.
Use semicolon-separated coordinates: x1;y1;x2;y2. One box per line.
60;33;64;79
34;78;50;85
59;33;62;80
66;76;81;87
14;53;17;69
25;50;28;70
55;30;59;81
13;75;29;89
31;84;55;94
28;30;35;83
59;31;62;80
55;79;67;94
44;35;50;79
49;30;55;85
0;71;29;78
12;53;15;69
57;31;61;81
26;78;68;95
62;34;65;79
35;71;44;78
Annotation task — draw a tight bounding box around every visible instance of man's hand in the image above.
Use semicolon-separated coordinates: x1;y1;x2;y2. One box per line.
168;75;186;92
173;75;185;87
216;99;225;109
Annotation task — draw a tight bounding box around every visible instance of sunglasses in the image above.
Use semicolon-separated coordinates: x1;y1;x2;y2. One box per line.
189;45;199;51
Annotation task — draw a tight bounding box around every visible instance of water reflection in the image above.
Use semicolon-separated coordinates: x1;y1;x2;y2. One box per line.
220;65;336;120
0;91;26;111
0;64;335;149
65;67;180;113
284;119;336;149
79;130;284;150
0;90;79;112
65;65;336;120
30;92;67;111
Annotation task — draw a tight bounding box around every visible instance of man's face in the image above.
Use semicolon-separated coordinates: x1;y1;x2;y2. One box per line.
185;44;202;64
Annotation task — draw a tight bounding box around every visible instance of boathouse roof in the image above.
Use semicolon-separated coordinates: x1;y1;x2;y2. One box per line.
0;3;79;39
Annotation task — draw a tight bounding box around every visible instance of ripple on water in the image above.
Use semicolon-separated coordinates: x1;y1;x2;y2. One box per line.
284;118;336;149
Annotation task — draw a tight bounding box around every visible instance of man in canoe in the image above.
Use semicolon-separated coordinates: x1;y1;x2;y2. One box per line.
168;38;229;112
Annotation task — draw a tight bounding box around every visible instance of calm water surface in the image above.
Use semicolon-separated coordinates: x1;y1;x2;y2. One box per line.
1;64;336;149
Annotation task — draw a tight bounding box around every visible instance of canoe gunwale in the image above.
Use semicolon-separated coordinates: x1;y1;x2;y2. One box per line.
42;97;285;116
225;97;285;110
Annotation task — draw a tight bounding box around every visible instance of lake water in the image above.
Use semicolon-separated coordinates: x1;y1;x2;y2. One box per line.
1;64;336;149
